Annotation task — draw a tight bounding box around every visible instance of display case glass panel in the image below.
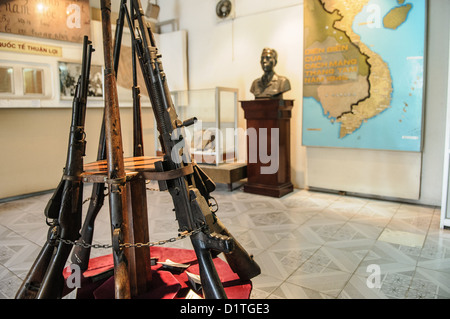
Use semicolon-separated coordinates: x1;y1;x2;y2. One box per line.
165;87;238;165
0;67;13;94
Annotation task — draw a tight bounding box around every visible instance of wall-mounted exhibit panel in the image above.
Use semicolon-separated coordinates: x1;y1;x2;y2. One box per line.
0;0;91;43
0;18;188;109
302;0;426;152
0;61;53;101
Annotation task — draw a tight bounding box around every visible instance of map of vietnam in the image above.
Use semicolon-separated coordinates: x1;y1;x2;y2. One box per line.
305;0;393;138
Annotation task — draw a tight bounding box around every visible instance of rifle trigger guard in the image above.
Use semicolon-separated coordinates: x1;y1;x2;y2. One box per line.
209;196;219;214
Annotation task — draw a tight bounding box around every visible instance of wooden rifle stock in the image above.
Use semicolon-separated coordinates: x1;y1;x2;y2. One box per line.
15;228;58;299
100;0;131;299
71;0;127;270
72;0;144;292
71;0;133;271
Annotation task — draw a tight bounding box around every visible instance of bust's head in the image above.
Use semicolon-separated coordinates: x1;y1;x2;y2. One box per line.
260;48;278;73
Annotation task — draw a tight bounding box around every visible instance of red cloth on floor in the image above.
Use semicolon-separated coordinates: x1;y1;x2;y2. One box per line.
63;246;252;299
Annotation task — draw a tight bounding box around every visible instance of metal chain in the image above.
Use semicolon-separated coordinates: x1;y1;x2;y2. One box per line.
56;226;204;249
64;182;203;249
58;238;112;249
120;227;204;249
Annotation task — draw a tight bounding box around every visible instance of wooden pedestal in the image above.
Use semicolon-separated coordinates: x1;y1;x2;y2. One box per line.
83;156;160;297
241;99;294;198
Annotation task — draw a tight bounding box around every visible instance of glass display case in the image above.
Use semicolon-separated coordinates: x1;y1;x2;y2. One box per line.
155;87;238;165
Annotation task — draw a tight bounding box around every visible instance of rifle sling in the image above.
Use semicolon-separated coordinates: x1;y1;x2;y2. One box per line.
63;175;83;182
143;164;194;181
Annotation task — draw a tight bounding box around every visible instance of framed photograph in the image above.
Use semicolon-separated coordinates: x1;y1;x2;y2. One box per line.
58;61;103;100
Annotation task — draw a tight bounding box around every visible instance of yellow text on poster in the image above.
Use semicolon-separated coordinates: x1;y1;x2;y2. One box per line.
0;38;62;57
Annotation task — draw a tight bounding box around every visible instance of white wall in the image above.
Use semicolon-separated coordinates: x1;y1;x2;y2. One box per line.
157;0;448;206
421;0;450;205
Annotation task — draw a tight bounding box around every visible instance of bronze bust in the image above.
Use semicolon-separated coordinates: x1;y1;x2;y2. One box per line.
250;48;291;99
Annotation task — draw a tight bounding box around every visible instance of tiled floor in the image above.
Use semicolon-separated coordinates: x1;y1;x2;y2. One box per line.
1;183;449;299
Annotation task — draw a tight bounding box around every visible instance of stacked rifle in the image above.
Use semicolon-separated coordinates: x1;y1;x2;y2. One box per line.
16;0;260;299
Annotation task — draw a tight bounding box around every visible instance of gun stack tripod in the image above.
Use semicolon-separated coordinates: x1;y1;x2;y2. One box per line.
15;0;260;300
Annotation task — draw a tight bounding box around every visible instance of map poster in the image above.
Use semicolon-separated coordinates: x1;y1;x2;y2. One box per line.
302;0;426;152
0;0;90;43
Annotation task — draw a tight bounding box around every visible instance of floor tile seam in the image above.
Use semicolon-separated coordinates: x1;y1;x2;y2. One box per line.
251;224;306;261
0;259;8;272
319;218;357;245
412;263;450;295
347;269;416;299
297;241;326;267
353;199;373;216
406;265;435;295
390;265;432;299
0;268;24;288
291;211;317;227
268;251;341;299
355;199;401;220
318;223;424;293
332;197;368;219
414;261;450;278
419;209;441;253
374;242;423;269
412;217;436;258
354;267;424;299
257;239;327;279
266;278;338;300
264;277;292;299
0;209;46;229
374;225;429;262
305;243;373;282
297;260;354;283
257;255;338;299
322;238;376;277
371;262;421;299
281;260;351;300
388;214;434;233
0;223;45;249
404;287;441;299
370;204;401;245
282;240;348;276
